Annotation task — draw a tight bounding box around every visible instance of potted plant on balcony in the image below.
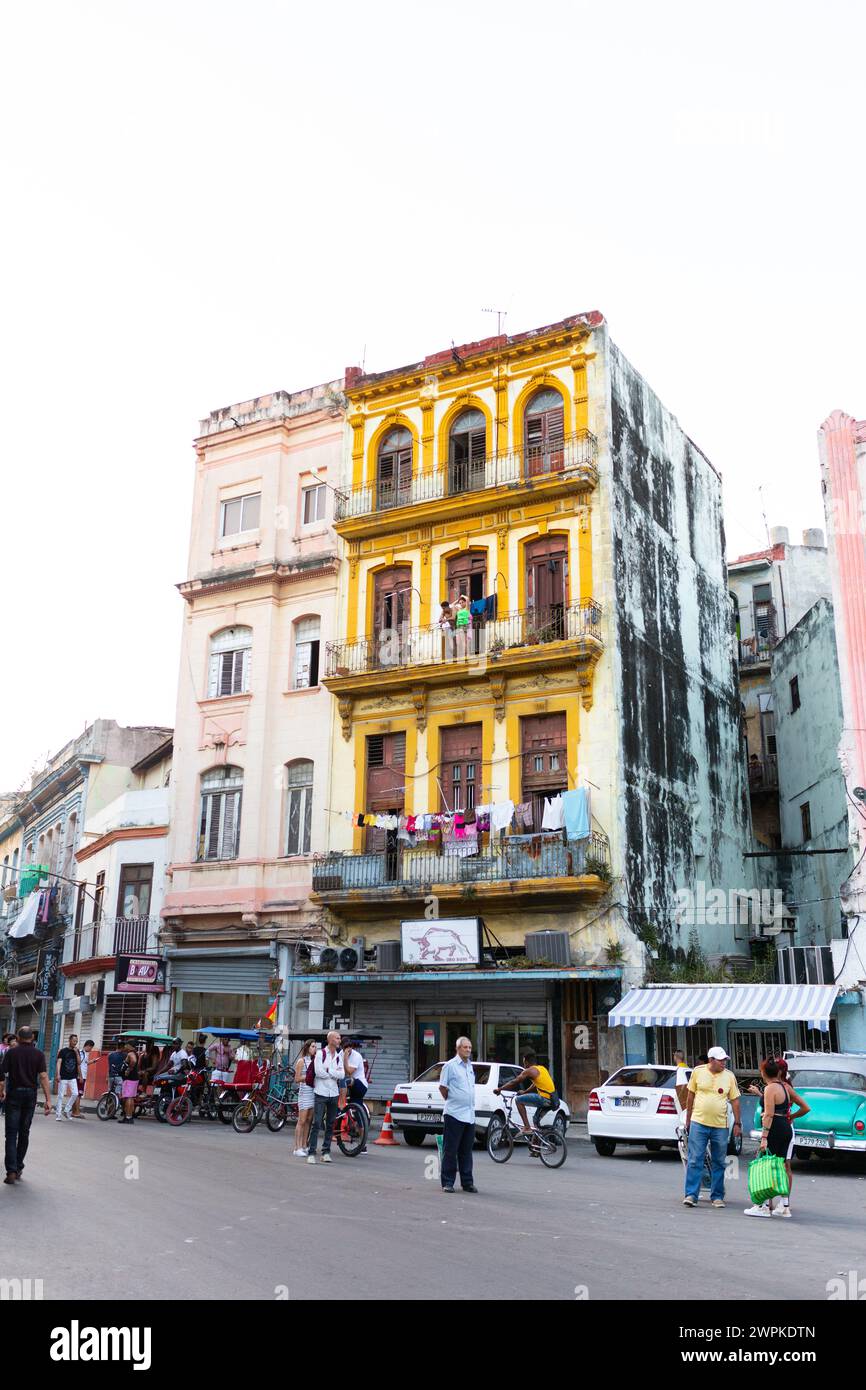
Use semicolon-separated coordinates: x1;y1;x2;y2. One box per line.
487;637;506;660
604;939;625;966
584;855;611;883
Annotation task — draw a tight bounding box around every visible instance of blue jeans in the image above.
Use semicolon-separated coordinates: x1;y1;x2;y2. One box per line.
685;1121;728;1201
308;1094;338;1154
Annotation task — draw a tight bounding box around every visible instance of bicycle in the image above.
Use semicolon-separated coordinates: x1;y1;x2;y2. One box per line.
486;1091;567;1169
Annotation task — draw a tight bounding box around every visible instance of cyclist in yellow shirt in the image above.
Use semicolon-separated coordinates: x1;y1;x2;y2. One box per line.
494;1050;559;1134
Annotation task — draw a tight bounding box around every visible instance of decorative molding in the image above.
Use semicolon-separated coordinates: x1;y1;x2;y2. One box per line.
489;672;507;722
410;685;428;732
338;695;353;741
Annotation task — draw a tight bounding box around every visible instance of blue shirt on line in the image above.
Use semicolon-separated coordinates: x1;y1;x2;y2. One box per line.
440;1055;476;1124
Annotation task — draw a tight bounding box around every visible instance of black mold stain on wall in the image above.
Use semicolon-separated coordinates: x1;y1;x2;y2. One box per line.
611;347;747;948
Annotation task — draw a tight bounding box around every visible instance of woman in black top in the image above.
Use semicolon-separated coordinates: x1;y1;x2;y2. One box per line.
752;1058;810;1218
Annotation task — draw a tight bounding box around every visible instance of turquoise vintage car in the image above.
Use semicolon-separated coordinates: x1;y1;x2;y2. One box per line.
750;1051;866;1159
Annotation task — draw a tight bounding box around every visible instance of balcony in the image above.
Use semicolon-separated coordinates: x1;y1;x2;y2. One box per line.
334;431;598;535
738;601;778;668
747;754;778;794
312;832;611;915
67;915;160;966
325;600;603;698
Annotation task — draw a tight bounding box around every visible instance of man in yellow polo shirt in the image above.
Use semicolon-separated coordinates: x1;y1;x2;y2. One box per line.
683;1045;742;1209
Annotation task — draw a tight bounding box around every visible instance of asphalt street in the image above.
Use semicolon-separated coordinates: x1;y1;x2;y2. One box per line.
3;1114;865;1301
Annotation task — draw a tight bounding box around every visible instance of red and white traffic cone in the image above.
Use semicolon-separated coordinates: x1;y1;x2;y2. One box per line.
374;1099;399;1146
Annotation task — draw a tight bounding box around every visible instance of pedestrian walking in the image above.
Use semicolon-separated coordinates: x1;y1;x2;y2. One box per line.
682;1045;741;1208
72;1039;94;1118
0;1026;52;1184
55;1034;82;1121
438;1036;478;1193
743;1058;810;1219
673;1049;689;1111
293;1039;317;1157
306;1031;344;1165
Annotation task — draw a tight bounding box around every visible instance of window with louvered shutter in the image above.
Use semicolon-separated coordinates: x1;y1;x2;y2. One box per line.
208;627;252;697
377;428;413;511
449;410;487;493
525;388;565;477
198;767;244;861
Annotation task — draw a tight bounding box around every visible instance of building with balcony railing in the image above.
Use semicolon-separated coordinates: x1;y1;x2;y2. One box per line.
58;741;173;1043
313;309;753;1115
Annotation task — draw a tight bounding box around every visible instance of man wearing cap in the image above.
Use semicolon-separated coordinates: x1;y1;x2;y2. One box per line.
682;1045;741;1209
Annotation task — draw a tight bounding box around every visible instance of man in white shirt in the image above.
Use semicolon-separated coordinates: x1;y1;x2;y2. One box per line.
169;1040;191;1072
343;1040;369;1155
72;1039;95;1118
307;1030;344;1165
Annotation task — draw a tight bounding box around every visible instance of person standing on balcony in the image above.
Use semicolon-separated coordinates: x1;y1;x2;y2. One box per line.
454;595;471;659
439;600;455;660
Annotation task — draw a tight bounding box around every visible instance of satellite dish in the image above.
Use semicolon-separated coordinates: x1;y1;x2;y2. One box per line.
340;947;359;971
319;947;339;971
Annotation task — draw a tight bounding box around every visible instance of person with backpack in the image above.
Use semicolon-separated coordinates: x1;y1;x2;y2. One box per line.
293;1039;318;1157
306;1031;344;1165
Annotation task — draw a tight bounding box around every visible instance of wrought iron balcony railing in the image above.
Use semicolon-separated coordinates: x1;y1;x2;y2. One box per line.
737;601;778;665
68;915;160;964
747;754;778;792
312;831;610;894
326;600;602;680
334;431;598;522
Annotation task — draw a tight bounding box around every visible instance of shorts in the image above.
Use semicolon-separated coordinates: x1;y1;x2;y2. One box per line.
766;1117;793;1159
297;1083;315;1111
518;1091;557;1113
121;1080;140;1100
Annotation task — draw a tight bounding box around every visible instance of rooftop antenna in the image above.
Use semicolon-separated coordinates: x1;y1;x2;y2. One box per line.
757;485;771;548
483;307;508;455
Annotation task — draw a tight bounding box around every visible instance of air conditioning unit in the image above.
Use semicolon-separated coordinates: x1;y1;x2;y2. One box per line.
525;930;571;967
339;946;361;971
377;940;402;972
776;946;834;985
318;947;339;972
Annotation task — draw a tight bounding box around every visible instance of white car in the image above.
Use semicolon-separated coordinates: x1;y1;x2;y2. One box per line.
587;1064;742;1157
390;1060;571;1145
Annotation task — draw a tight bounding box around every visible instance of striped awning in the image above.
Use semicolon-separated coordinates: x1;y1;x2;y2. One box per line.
608;984;838;1033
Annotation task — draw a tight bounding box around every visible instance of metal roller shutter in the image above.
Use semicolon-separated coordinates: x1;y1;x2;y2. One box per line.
346;999;410;1101
169;955;274;993
481;988;548;1023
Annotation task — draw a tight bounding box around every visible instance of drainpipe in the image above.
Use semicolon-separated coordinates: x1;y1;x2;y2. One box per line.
777;566;788;639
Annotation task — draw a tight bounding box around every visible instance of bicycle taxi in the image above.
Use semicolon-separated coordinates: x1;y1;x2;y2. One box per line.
95;1030;178;1122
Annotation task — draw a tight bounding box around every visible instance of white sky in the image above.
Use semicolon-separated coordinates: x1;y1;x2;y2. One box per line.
2;0;864;791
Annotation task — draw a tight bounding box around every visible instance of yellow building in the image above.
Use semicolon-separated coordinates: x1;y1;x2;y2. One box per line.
314;312;619;1111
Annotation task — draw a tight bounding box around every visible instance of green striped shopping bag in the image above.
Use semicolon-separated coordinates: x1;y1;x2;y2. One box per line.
747;1152;790;1206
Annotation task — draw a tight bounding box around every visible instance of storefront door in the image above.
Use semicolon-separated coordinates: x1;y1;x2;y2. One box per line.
415;1017;476;1073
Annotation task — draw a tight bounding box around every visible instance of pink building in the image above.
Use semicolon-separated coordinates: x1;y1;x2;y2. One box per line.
818;410;866;917
163;383;345;1033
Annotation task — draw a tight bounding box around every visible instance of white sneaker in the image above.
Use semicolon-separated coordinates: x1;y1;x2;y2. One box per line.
771;1205;792;1218
306;1155;316;1164
743;1204;771;1217
321;1153;332;1163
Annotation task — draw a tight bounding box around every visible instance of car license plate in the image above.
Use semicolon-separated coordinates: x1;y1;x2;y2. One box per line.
417;1112;441;1123
615;1098;642;1108
796;1134;833;1149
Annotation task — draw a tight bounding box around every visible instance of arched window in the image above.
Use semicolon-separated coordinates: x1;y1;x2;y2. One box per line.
377;427;413;511
285;760;314;856
208;626;252;698
524;387;565;476
293;617;320;689
198;766;243;861
2;856;8;889
448;409;487;493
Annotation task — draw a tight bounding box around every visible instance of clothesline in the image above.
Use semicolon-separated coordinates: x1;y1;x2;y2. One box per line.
321;786;594;843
